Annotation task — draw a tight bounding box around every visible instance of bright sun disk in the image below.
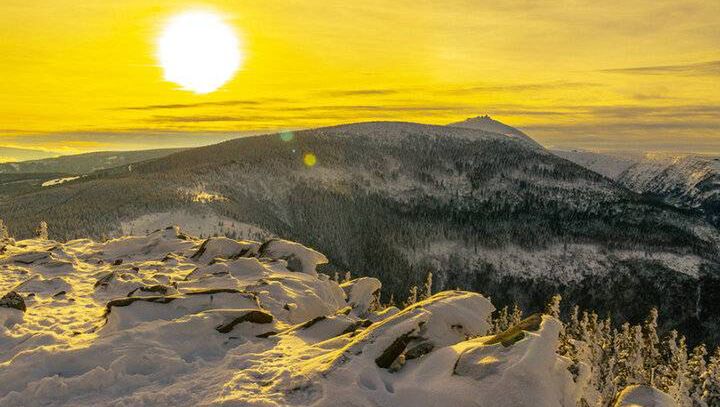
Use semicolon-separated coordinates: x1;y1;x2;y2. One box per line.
157;11;243;94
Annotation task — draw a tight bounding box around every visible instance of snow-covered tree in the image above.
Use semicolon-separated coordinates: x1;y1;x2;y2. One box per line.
642;308;662;384
614;323;645;389
567;305;580;338
688;344;708;407
36;221;48;240
654;330;692;405
545;294;562;319
705;348;720;407
404;285;418;307
0;219;9;240
510;304;523;327
421;271;433;300
492;305;510;333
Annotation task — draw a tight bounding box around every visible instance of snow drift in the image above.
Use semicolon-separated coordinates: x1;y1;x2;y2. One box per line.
2;227;586;406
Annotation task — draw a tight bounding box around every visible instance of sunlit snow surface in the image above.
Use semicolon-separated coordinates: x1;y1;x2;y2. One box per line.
1;227;577;406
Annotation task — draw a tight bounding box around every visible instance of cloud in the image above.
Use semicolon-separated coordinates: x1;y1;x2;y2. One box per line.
146;104;485;123
319;89;401;97
116;99;288;111
601;60;720;76
443;81;599;94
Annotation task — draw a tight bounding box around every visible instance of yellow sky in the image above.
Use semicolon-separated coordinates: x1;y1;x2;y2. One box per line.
0;0;718;155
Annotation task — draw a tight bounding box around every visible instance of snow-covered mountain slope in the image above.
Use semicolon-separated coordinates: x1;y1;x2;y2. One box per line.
0;228;579;407
552;150;720;228
551;149;640;179
618;153;720;225
3;121;720;346
448;115;542;148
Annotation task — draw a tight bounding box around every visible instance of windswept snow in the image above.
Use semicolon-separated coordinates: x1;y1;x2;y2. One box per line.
1;227;590;406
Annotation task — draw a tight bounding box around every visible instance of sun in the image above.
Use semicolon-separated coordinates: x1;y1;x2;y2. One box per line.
156;11;244;94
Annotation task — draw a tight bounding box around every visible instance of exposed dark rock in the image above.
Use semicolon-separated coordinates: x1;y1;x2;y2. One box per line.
127;285;169;297
375;330;415;369
94;272;114;288
190;239;209;260
340;319;373;335
215;310;274;333
104;295;178;316
298;315;327;330
405;341;434;360
0;291;26;312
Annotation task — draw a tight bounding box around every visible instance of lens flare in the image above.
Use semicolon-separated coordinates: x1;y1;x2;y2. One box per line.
303;153;317;167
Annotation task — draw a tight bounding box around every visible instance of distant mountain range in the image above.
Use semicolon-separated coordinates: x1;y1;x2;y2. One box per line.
0;146;59;163
0;148;184;174
2;119;720;345
557;150;720;228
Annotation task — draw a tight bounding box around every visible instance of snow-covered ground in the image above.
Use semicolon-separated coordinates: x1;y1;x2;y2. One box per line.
0;227;586;406
120;210;272;241
618;153;720;207
41;176;81;187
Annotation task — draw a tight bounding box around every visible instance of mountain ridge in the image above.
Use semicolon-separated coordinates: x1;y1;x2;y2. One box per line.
2;120;719;345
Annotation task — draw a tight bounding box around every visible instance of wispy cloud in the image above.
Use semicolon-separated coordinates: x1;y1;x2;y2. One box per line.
147;104;482;123
319;89;401;97
602;60;720;76
116;99;288;111
443;81;599;95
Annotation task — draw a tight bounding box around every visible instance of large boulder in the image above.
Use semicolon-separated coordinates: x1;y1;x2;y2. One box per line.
190;237;259;264
340;277;382;317
258;239;328;276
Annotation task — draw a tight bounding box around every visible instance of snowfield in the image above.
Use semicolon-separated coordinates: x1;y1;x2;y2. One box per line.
0;227;656;406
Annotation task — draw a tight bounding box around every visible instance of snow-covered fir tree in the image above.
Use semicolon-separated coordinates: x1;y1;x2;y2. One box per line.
0;219;9;240
421;271;433;301
705;348;720;407
404;285;418;307
641;307;662;385
36;221;48;240
510;304;523;326
544;294;562;319
688;344;708;407
613;323;645;390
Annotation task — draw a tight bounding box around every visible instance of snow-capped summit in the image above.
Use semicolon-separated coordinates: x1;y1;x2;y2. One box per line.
448;115;542;148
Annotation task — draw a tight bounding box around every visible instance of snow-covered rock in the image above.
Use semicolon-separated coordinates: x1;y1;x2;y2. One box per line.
0;227;583;406
341;277;382;316
258;238;329;276
190;236;260;264
614;385;675;407
14;275;72;297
